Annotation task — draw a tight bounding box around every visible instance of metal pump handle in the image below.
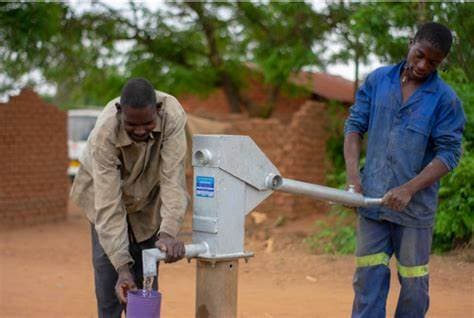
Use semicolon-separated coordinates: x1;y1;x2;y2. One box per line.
265;173;383;208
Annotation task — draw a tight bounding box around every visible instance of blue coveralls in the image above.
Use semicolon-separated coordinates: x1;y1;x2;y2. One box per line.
344;61;465;318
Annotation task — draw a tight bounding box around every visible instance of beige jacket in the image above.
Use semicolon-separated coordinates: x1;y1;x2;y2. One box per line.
70;91;188;270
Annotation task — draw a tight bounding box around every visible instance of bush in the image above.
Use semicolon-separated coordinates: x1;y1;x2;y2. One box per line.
433;68;474;252
441;68;474;150
433;151;474;252
304;207;356;255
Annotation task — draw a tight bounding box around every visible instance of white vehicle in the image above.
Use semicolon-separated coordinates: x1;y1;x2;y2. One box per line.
68;109;102;179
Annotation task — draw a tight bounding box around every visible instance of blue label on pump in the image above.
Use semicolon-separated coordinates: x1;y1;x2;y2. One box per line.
196;176;215;198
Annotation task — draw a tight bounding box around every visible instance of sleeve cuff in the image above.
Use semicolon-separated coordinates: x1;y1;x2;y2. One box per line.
159;217;181;238
344;129;363;137
435;154;457;171
109;250;134;271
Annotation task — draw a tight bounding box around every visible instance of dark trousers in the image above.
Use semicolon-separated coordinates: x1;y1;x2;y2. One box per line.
91;224;159;318
352;215;432;318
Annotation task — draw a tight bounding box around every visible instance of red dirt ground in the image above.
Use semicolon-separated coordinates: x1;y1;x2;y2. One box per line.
0;202;472;318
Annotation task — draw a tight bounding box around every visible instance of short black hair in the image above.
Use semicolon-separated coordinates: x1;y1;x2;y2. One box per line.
414;22;453;56
120;78;156;108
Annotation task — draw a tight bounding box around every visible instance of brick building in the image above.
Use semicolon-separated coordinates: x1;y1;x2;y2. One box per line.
0;89;68;227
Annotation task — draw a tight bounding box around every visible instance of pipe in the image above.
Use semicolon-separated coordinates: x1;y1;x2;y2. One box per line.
142;242;209;277
266;174;382;207
196;260;239;318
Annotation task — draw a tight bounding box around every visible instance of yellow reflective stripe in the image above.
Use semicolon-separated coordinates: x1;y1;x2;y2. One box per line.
356;252;390;267
397;263;429;278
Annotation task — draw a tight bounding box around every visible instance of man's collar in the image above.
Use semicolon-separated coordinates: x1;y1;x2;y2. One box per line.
420;71;439;93
390;60;439;93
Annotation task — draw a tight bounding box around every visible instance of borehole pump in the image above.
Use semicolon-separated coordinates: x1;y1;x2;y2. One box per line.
142;135;382;317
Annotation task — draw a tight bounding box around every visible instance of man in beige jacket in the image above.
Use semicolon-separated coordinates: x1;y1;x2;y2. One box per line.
71;78;188;317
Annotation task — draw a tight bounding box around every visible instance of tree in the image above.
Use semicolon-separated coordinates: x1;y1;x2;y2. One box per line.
328;2;474;83
94;1;247;113
236;2;328;117
0;1;332;114
325;2;420;94
0;2;127;107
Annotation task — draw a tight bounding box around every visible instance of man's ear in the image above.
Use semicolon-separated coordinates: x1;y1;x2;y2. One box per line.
156;102;162;114
408;38;414;49
115;102;122;113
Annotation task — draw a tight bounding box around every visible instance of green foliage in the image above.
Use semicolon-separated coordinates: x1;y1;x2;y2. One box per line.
324;101;348;186
2;2;472;113
434;151;474;252
428;2;474;82
1;1;326;113
0;2;126;107
238;2;326;87
304;208;356;255
440;68;474;150
325;2;474;83
433;67;474;252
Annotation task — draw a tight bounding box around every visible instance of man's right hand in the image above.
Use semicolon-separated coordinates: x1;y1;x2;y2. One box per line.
155;232;185;263
115;264;137;304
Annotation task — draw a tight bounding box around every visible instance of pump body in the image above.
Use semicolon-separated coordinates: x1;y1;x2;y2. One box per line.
142;135;382;277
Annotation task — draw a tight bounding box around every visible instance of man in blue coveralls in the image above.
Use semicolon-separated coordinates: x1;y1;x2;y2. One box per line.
344;22;465;317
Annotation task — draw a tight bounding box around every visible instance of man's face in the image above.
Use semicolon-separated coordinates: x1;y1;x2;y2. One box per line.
118;104;158;142
406;39;446;82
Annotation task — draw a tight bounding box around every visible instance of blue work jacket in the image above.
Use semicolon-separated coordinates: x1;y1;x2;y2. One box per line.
344;61;465;228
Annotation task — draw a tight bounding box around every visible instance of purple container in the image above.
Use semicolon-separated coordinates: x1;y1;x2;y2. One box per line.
127;289;162;318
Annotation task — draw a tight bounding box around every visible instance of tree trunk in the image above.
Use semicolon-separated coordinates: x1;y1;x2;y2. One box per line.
221;72;242;113
417;1;427;24
262;84;281;118
187;2;244;113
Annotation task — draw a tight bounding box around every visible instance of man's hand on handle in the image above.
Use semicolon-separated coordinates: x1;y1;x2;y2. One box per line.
115;264;137;304
382;185;414;212
155;232;185;263
382;159;448;212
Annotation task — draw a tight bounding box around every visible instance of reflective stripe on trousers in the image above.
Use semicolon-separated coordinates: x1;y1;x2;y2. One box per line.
356;252;429;278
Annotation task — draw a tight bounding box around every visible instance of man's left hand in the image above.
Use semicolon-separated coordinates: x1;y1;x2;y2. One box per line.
382;185;414;212
155;232;185;263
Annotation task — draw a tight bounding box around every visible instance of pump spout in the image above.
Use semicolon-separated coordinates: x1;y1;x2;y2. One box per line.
142;242;209;277
265;174;382;208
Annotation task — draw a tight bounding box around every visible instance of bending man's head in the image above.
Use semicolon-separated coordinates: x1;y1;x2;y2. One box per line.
116;78;159;142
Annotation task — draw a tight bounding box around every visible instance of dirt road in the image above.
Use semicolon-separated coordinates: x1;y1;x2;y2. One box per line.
1;206;472;317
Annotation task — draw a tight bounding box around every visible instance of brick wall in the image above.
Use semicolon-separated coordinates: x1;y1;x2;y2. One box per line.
0;89;68;227
274;101;329;218
223;100;330;219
